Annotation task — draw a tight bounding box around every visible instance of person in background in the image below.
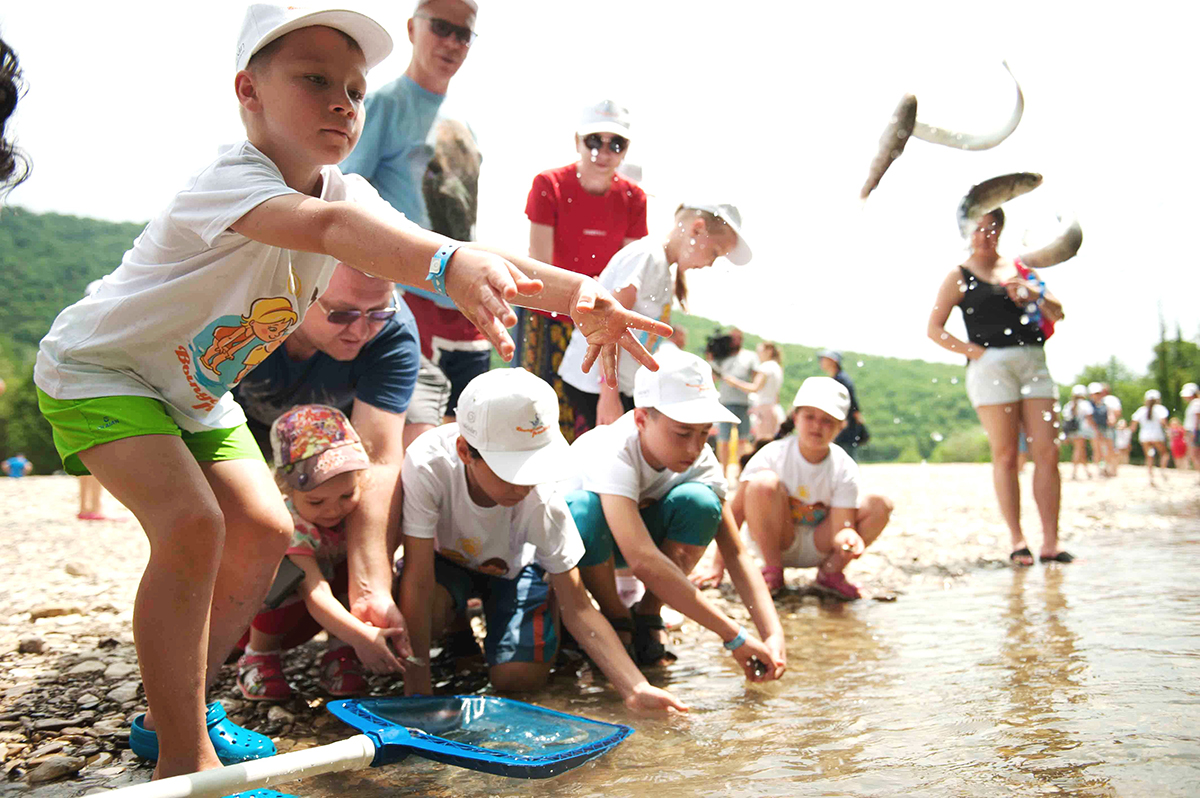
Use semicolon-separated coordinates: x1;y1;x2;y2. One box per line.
1114;419;1133;465
1101;383;1124;475
1130;389;1170;486
2;452;31;478
1062;385;1095;480
1181;383;1200;477
720;341;785;443
711;328;759;469
817;349;868;460
1169;417;1189;470
1087;382;1113;476
519;99;648;441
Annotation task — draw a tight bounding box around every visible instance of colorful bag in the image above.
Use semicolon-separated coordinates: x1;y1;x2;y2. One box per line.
1013;258;1055;340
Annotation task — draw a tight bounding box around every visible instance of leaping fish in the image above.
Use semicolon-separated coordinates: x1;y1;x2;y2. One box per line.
1018;216;1083;269
957;172;1043;237
912;61;1025;151
860;94;918;200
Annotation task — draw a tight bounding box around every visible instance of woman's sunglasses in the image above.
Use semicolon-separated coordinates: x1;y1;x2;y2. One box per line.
316;299;397;325
583;133;628;155
414;13;477;46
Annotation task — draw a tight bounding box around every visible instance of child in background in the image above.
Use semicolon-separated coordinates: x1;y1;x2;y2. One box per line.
33;4;670;781
397;369;686;712
236;405;407;702
1062;386;1095;480
1168;418;1188;469
720;377;894;598
1183;383;1200;477
1114;419;1133;465
565;351;786;678
1130;389;1170;486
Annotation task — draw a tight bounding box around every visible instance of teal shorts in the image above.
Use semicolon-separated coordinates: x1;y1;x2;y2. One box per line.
36;389;264;475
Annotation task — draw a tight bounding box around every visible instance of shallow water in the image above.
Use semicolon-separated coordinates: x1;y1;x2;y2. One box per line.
302;503;1200;797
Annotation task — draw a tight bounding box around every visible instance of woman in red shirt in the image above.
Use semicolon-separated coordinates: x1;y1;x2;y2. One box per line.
516;100;648;441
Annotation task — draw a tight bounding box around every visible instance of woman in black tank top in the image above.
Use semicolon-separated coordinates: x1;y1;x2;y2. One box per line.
926;209;1072;566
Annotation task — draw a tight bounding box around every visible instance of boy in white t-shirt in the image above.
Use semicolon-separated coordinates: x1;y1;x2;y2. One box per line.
397;369;685;712
731;377;893;600
31;4;671;781
565;351;786;679
1131;389;1171;486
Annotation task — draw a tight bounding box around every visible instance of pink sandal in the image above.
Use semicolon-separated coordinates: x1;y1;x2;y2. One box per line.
761;566;785;597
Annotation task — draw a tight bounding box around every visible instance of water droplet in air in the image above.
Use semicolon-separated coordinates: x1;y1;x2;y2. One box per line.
857;361;864;368
1043;411;1052;422
931;432;944;442
951;377;959;384
1004;328;1013;336
940;333;948;340
1021;386;1032;395
1019;315;1030;325
932;378;938;383
966;308;975;315
893;418;901;424
1005;407;1012;413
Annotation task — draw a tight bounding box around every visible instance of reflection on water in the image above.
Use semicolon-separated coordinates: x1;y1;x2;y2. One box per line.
305;512;1199;797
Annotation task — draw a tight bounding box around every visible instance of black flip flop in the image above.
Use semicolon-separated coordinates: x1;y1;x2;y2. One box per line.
633;613;677;667
1040;551;1075;564
1010;547;1035;567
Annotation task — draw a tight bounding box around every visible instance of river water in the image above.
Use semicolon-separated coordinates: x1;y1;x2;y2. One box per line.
302;496;1200;797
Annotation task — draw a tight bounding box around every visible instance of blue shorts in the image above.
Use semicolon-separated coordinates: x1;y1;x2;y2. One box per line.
566;482;723;569
433;555;557;666
432;346;492;419
715;405;751;442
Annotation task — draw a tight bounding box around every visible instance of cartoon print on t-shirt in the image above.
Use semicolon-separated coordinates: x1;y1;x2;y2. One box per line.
788;484;829;527
191;296;299;393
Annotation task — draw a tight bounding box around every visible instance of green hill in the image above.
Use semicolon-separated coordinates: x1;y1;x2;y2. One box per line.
1;206;981;470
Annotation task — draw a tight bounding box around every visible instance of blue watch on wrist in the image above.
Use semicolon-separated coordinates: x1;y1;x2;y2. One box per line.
723;626;748;651
427;243;461;296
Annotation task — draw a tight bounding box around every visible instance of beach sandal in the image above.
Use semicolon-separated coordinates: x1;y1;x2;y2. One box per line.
761;566;785;597
237;651;293;702
230;792;299;798
319;646;368;697
1040;551;1076;564
1009;547;1035;567
129;701;275;764
813;569;862;601
633;613;677;667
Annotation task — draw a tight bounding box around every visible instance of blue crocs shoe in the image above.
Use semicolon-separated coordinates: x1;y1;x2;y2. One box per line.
228;791;297;798
129;702;276;764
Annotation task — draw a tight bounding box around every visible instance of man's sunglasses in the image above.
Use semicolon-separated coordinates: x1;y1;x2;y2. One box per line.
316;299;397;325
583;133;628;155
414;13;477;46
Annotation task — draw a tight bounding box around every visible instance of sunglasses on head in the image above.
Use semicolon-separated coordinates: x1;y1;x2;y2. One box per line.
316;299;397;325
583;133;628;155
414;13;477;46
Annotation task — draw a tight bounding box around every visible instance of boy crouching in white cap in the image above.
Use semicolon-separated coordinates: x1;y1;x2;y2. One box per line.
397;369;686;712
732;377;894;600
564;350;787;679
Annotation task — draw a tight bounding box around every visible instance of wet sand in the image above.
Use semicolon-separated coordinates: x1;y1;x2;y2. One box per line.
2;463;1197;795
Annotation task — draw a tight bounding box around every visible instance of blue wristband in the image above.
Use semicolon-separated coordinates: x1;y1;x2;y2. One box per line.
427;243;461;296
723;627;748;651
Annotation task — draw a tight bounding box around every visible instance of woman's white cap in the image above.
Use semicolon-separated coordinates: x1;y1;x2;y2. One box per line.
1181;382;1199;398
577;99;632;138
1087;382;1104;394
1071;384;1088;397
236;4;394;72
680;202;753;265
455;369;570;486
791;377;851;422
1144;388;1162;401
633;350;739;425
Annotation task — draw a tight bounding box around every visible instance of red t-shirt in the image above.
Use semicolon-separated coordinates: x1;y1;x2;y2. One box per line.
525;164;648;279
405;293;484;358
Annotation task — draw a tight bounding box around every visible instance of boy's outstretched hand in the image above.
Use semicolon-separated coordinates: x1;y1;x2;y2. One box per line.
624;682;689;714
444;249;543;361
571;281;675;386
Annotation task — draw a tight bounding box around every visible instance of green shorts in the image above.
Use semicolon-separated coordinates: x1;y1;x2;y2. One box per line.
36;389;264;475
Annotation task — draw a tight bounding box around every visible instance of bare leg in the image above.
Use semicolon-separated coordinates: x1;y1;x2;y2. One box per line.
79;474;104;517
741;473;796;574
813;495;894;574
1022;398;1062;559
976;403;1025;557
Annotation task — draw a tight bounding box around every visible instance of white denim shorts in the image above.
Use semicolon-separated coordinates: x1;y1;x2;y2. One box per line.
965;346;1055;407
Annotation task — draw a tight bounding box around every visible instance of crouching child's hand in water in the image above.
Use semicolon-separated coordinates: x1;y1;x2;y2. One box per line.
625;682;690;714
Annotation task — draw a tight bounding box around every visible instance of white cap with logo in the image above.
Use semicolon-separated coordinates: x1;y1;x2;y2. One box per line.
791;377;851;422
455;369;569;485
577;99;632;138
680;202;753;266
236;4;394;73
633;350;739;424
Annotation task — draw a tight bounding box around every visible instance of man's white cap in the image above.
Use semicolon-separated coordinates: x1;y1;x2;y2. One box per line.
633;350;739;425
681;202;753;266
455;369;569;485
791;377;851;422
1144;388;1162;401
1071;384;1088;397
236;4;394;72
577;99;632;138
1181;382;1199;398
1087;382;1104;395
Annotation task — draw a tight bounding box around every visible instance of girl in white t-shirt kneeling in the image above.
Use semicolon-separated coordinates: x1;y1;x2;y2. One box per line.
732;377;893;601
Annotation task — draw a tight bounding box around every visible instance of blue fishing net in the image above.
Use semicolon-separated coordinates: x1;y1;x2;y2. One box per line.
327;696;633;779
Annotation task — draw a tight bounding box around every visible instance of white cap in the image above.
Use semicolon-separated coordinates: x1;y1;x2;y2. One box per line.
791;377;851;421
1144;388;1162;402
681;202;753;265
1087;382;1104;395
1071;384;1088;397
1182;382;1199;398
236;4;394;73
455;369;569;485
633;350;739;425
577;99;631;138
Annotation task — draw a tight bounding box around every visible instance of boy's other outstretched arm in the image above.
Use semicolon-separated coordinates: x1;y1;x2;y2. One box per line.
713;505;787;679
550;569;687;714
397;536;437;696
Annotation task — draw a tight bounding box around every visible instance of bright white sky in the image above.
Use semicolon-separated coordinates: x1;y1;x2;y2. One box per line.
4;1;1197;383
